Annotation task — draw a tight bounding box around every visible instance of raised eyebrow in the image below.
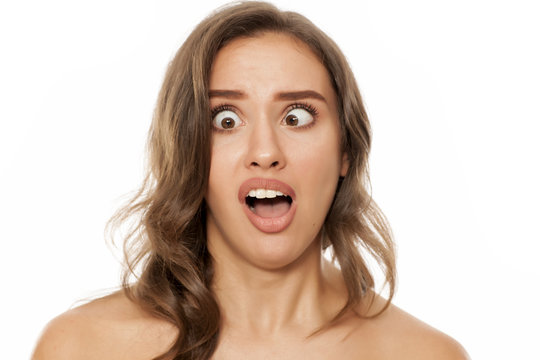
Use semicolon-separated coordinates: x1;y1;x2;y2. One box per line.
275;90;327;103
208;89;246;99
209;89;327;103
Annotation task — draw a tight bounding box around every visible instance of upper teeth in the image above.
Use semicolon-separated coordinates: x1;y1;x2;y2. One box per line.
248;189;285;199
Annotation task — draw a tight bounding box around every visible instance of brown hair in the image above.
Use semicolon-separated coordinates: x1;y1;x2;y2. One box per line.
109;2;395;359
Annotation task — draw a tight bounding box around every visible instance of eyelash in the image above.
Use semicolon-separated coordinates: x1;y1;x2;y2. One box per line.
210;104;235;119
210;102;320;133
287;102;319;119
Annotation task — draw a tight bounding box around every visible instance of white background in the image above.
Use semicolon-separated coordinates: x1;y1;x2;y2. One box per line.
1;1;539;359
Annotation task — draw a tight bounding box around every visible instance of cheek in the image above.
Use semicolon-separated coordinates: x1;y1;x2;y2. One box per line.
290;131;342;179
206;137;247;218
206;147;229;210
208;139;243;184
289;133;343;218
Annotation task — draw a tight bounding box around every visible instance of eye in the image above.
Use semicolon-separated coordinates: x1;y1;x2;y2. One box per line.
283;106;315;127
212;109;242;130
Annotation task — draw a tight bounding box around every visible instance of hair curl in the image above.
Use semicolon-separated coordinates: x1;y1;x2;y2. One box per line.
109;2;395;359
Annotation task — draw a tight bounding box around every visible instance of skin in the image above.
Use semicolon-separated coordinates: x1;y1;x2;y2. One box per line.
32;33;470;360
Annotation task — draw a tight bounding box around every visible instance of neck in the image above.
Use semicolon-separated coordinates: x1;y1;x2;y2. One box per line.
210;239;346;337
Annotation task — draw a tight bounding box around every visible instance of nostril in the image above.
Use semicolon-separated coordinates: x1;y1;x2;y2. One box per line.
250;161;279;167
247;158;283;169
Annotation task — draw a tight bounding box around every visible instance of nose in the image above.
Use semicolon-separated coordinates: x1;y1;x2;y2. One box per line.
244;119;286;171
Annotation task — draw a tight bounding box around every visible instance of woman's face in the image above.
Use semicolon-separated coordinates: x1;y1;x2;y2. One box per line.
205;32;348;270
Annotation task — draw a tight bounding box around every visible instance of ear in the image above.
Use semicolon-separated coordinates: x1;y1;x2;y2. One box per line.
340;152;349;177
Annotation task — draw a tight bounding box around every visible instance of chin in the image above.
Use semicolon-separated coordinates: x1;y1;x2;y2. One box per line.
239;231;320;271
206;204;323;272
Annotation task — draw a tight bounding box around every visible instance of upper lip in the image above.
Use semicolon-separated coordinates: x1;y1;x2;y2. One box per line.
238;178;296;204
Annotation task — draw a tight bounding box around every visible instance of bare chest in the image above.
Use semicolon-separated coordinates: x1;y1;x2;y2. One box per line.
210;329;382;360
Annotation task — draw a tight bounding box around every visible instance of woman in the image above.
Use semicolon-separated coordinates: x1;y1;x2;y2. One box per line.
33;2;468;359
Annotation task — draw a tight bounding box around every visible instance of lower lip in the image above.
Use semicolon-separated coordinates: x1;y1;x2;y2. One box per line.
242;201;297;233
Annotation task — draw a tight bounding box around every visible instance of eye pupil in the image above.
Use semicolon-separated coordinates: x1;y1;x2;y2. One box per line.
285;114;298;126
221;117;235;129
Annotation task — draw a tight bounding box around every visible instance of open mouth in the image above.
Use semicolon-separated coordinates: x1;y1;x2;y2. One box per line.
238;178;297;233
245;194;293;218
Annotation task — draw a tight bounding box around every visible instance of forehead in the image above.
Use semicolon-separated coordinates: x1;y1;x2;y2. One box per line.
209;32;335;98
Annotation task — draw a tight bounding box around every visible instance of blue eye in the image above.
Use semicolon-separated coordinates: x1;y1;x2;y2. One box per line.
283;108;314;127
213;110;242;130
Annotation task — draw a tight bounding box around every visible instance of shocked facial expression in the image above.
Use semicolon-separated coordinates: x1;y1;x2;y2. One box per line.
205;32;348;271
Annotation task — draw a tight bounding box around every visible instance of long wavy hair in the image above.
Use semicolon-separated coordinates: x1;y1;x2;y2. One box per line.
109;2;395;359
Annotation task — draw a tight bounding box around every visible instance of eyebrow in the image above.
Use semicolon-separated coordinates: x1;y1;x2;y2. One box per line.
208;89;245;99
208;89;327;103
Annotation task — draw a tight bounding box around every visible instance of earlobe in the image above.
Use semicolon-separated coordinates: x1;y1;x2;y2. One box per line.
340;152;349;177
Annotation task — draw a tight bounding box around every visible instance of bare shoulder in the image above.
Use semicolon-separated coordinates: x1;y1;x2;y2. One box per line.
31;290;177;360
376;303;470;359
345;293;470;360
